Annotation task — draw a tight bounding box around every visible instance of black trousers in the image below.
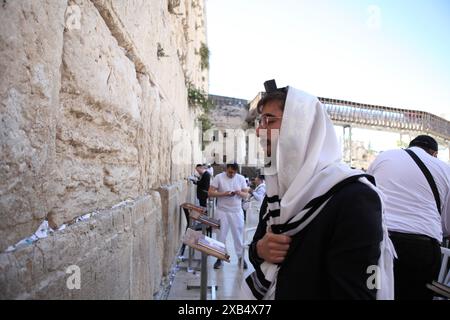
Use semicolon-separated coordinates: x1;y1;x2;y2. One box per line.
390;232;442;300
198;197;207;208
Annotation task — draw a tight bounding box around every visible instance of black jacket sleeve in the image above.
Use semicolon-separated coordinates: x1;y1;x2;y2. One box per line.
272;182;383;300
249;196;268;268
325;183;383;299
196;172;211;198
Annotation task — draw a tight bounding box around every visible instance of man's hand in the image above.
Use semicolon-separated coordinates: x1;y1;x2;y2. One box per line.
234;190;243;197
235;190;249;199
208;187;234;198
256;229;291;264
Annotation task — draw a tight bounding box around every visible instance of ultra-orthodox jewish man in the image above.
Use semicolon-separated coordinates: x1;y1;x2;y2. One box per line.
241;80;396;300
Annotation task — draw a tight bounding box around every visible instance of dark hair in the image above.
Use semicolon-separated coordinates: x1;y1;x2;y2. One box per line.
196;164;203;168
409;135;438;153
258;175;265;181
257;91;287;113
226;163;239;172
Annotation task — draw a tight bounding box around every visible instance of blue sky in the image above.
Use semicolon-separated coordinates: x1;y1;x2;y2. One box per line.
206;0;450;120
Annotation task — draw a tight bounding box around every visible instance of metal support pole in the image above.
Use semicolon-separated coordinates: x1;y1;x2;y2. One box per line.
343;125;352;165
200;224;208;300
342;126;346;161
349;125;352;167
187;215;201;272
188;215;194;271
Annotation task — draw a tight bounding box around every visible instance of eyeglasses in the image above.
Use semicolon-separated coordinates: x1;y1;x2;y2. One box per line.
256;114;283;128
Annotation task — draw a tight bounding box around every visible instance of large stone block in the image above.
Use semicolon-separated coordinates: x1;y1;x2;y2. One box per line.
136;73;195;190
0;0;207;300
136;73;172;190
91;0;208;112
0;194;162;300
130;192;164;299
157;182;188;275
62;0;141;120
0;0;67;251
54;0;142;226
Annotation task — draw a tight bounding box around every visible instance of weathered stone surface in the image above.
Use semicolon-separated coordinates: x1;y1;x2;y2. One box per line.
0;0;207;299
0;194;163;300
137;73;190;190
54;0;142;226
0;0;66;251
158;182;188;275
91;0;208;105
136;73;161;191
131;192;164;298
91;0;207;150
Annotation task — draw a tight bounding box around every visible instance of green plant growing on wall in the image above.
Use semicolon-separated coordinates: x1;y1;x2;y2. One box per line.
199;42;209;70
188;84;214;113
198;114;213;150
187;84;215;148
198;114;213;132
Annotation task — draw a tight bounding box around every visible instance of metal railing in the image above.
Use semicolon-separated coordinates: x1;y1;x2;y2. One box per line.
319;97;450;142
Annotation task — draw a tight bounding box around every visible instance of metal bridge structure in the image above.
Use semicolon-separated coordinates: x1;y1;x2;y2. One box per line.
317;97;450;165
319;97;450;143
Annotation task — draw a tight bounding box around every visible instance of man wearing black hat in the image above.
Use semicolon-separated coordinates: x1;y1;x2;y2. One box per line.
192;164;211;207
368;135;450;300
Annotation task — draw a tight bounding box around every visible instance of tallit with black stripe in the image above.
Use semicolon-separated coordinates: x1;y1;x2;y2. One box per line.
241;87;396;300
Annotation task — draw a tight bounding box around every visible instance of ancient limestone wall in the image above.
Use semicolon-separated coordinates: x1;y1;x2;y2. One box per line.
0;0;206;299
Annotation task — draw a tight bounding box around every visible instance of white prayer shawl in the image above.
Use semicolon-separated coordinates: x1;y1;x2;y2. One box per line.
241;87;396;300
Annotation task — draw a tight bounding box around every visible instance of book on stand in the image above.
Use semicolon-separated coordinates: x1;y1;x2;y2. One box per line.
189;210;220;229
426;281;450;299
183;228;230;262
181;202;207;214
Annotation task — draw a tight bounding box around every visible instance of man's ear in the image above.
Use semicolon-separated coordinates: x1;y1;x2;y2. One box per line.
428;149;438;157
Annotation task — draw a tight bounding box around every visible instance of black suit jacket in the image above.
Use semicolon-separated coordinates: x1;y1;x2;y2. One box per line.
195;171;211;200
249;181;383;300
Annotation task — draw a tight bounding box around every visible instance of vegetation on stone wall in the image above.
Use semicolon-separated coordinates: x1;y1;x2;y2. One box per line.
198;113;213;132
187;83;214;136
188;84;213;112
199;42;209;70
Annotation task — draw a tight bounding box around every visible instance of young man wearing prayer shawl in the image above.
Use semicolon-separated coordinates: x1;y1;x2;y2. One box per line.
241;81;395;300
